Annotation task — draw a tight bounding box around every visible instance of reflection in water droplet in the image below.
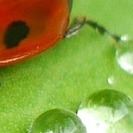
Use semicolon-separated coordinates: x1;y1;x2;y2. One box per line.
116;41;133;75
77;89;133;133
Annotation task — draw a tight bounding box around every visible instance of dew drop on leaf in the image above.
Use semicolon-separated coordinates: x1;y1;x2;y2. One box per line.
107;75;115;86
77;89;133;133
29;109;86;133
116;41;133;75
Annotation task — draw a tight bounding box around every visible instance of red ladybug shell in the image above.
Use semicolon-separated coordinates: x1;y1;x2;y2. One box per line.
0;0;70;67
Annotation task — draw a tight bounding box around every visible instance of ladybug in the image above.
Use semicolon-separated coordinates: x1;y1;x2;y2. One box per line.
0;0;73;67
0;0;121;67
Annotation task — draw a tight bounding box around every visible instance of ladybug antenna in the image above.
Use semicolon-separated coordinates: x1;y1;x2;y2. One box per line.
65;17;123;42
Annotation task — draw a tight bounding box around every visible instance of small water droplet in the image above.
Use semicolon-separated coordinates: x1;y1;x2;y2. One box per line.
77;89;133;133
116;41;133;75
107;76;115;86
117;52;133;74
120;35;131;42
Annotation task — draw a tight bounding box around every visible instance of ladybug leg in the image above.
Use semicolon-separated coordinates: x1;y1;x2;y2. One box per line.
65;17;86;38
65;16;123;42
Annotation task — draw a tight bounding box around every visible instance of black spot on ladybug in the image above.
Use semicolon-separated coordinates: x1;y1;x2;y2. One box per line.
4;21;30;48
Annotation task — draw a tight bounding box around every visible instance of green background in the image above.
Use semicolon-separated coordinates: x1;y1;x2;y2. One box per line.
0;0;133;132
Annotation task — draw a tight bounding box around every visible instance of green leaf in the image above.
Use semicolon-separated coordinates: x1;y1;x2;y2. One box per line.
0;0;133;132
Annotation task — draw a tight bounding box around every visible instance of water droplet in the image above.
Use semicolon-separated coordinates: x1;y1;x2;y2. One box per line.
107;76;115;86
116;51;133;74
116;41;133;75
29;109;86;133
77;89;133;133
120;35;131;42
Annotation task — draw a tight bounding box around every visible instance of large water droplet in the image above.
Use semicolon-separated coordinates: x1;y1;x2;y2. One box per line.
29;108;86;133
116;41;133;75
77;89;133;133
